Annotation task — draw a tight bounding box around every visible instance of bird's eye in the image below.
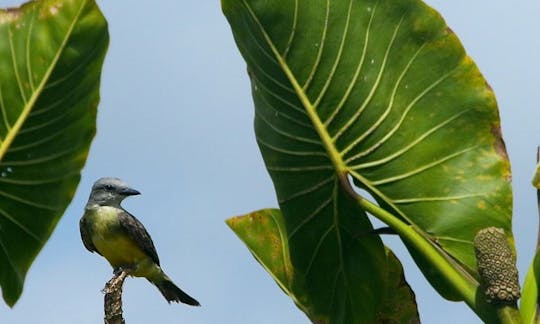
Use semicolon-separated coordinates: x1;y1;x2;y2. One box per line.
104;184;113;190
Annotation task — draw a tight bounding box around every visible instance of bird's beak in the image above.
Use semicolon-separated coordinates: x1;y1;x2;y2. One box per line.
120;187;141;196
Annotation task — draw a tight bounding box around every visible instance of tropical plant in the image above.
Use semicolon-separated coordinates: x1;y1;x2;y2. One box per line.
222;0;536;323
1;0;539;323
0;0;108;306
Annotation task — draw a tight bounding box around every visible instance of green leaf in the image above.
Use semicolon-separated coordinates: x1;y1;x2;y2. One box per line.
532;161;540;189
521;249;540;324
381;248;420;324
0;0;108;306
223;0;512;313
227;209;419;323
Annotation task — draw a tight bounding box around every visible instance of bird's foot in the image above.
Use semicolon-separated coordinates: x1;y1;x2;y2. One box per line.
113;265;136;277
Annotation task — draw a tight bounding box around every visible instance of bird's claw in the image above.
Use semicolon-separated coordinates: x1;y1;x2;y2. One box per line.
113;266;136;277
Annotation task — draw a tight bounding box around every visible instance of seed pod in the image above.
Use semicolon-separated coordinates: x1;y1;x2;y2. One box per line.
473;227;520;304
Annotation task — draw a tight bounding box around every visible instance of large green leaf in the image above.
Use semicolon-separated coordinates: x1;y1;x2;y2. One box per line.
521;248;540;324
0;0;108;306
227;209;419;323
223;0;512;317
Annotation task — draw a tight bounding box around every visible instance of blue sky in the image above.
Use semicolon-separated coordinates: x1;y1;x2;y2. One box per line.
1;0;539;323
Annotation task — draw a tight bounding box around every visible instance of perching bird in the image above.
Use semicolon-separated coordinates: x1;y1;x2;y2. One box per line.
79;177;200;306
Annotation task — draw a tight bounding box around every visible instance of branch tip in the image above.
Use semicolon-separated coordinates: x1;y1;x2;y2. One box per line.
103;270;128;324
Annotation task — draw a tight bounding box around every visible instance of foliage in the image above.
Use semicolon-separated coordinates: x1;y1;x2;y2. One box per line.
227;209;419;323
0;0;108;306
223;0;519;322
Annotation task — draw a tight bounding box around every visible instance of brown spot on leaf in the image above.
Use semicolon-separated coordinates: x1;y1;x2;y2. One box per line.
491;125;509;162
485;80;494;92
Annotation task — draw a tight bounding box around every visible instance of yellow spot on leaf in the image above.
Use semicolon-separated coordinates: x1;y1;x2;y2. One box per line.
0;11;20;24
477;200;486;210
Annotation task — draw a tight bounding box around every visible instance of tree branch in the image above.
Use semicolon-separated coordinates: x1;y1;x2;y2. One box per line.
103;270;129;324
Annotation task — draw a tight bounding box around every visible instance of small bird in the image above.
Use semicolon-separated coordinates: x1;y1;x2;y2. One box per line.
80;177;200;306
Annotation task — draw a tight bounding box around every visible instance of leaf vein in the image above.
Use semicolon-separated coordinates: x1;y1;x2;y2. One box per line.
304;224;335;278
332;15;404;142
44;34;105;90
8;26;27;104
9;127;67;152
324;1;377;126
267;165;333;172
25;7;36;91
341;43;426;156
281;0;298;59
0;190;60;211
0;206;42;242
256;109;319;145
392;194;484;204
1;147;76;166
240;42;295;94
0;0;89;158
268;210;292;283
368;146;478;184
345;67;458;162
0;172;76;185
257;137;326;157
0;84;11;133
288;196;333;240
18;110;69;135
302;0;329;91
278;176;334;204
253;75;307;116
351;108;473;169
0;236;22;283
314;0;353;109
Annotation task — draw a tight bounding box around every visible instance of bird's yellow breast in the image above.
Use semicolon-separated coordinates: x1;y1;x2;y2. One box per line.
85;206;148;268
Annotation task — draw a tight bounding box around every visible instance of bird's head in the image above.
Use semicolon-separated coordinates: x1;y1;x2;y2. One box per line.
87;177;140;207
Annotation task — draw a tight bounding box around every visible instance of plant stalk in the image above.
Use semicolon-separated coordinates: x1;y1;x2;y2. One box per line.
341;173;513;323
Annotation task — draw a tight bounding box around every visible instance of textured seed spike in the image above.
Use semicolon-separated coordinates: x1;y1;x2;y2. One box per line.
474;227;520;304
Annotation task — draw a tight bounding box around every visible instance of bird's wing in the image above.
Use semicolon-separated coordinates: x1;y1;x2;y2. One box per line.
79;216;100;254
117;210;160;266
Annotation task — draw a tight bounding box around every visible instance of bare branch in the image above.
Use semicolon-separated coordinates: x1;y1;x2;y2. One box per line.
103;270;129;324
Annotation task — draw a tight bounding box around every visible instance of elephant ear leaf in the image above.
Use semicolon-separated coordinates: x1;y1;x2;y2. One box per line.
227;209;419;324
223;0;512;306
0;0;108;306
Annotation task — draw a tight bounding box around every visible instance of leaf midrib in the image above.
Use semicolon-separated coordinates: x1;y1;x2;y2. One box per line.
242;1;370;318
0;0;88;159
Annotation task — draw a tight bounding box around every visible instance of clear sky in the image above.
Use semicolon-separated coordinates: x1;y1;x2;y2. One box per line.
0;0;539;323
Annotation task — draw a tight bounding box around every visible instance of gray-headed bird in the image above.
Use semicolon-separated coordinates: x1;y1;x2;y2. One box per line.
80;177;200;306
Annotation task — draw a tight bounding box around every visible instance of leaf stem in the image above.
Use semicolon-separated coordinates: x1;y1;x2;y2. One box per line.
343;177;506;322
352;193;477;305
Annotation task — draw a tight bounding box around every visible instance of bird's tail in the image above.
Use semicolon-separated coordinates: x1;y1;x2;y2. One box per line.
151;275;200;306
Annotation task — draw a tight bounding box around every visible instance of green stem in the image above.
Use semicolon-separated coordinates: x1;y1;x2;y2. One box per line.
496;305;522;324
353;195;477;306
349;189;512;323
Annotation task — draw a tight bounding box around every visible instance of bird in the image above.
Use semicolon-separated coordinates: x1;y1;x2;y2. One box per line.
79;177;200;306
